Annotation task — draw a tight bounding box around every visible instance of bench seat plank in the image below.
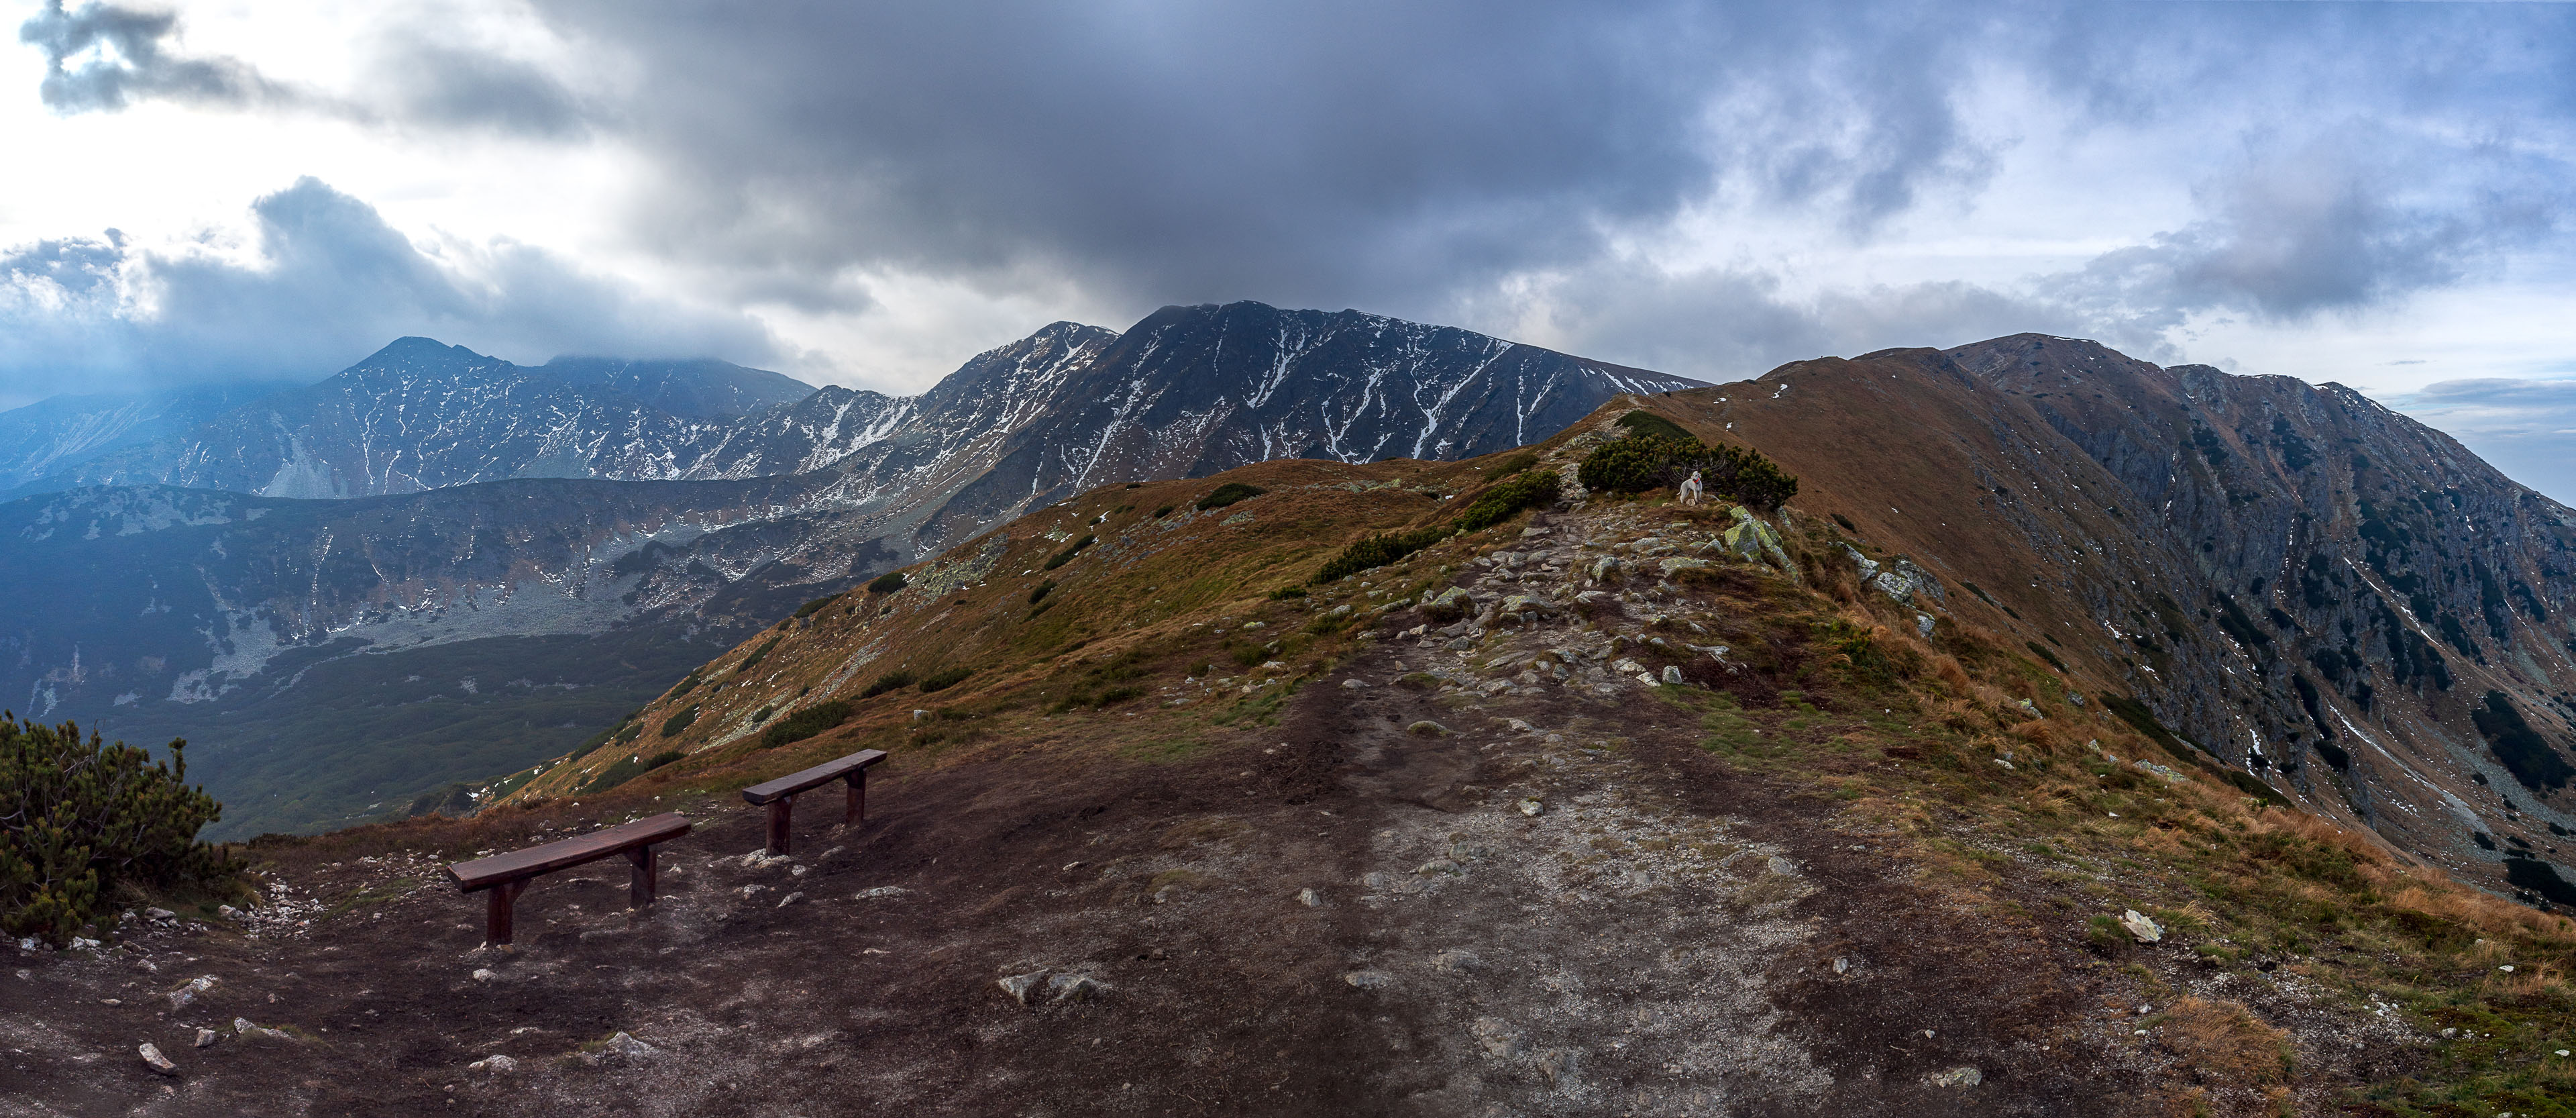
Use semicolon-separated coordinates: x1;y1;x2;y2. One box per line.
448;812;693;893
741;750;888;805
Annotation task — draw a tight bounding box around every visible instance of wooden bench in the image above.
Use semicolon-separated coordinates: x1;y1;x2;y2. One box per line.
739;749;888;856
447;812;692;946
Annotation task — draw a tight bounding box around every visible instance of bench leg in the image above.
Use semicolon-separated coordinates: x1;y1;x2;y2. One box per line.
625;844;658;909
485;880;527;947
766;796;794;856
845;770;866;825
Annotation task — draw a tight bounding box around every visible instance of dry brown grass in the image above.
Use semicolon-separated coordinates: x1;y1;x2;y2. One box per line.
2159;996;2292;1086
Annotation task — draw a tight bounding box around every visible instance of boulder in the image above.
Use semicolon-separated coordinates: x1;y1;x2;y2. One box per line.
590;1031;661;1065
167;975;218;1010
2119;909;2164;943
1047;974;1106;1003
998;971;1049;1005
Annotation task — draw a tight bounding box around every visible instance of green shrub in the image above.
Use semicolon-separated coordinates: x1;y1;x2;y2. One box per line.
861;670;917;698
578;749;685;796
735;636;784;675
918;667;974;693
792;593;842;619
1316;525;1453;582
658;705;701;738
2;716;237;946
665;669;706;702
1028;580;1056;605
567;711;641;762
1152;505;1174;518
1457;467;1560;532
1614;409;1693;441
2025;640;2068;674
1578;434;1685;493
1195;482;1267;510
1052;684;1148;713
867;571;908;594
761;700;853;749
1577;434;1799;510
1268;586;1307;599
1043;535;1095;570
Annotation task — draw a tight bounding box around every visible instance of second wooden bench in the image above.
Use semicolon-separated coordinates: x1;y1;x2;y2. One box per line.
740;749;888;855
446;812;692;946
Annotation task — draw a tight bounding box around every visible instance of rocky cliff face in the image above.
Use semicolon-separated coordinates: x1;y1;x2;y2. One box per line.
1674;334;2576;889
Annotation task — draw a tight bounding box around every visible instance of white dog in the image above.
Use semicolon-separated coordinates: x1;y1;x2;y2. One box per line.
1678;470;1705;505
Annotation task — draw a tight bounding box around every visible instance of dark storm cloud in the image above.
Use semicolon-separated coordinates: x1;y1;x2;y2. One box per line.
513;0;2004;312
0;179;778;395
15;1;2576;406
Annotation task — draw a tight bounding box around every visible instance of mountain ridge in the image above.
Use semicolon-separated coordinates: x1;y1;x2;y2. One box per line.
1631;332;2576;888
1;302;1703;836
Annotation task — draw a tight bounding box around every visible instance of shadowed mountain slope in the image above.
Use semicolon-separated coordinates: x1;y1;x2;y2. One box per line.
1623;334;2576;893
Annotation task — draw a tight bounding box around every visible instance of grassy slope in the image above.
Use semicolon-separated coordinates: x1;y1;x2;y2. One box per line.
286;401;2574;1114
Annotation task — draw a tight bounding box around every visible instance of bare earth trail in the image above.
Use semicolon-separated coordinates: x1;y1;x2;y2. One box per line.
7;611;2208;1118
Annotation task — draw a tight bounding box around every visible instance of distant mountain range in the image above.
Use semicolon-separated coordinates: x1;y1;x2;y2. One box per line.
0;301;1699;837
3;345;820;499
0;381;304;492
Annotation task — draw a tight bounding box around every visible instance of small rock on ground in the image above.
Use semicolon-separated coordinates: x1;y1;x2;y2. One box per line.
998;971;1049;1005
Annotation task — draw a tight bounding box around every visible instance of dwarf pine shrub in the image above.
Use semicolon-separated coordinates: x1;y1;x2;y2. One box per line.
1457;468;1561;532
1;716;237;946
1316;525;1453;583
761;700;853;749
1195;482;1266;510
1043;535;1095;570
1576;433;1799;510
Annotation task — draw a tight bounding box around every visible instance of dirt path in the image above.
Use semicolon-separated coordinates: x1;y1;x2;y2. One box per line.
8;613;2190;1118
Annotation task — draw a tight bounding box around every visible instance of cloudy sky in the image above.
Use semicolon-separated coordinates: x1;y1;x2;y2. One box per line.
3;0;2572;497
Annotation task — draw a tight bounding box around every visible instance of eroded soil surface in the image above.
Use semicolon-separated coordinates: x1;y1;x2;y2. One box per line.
5;549;2396;1118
